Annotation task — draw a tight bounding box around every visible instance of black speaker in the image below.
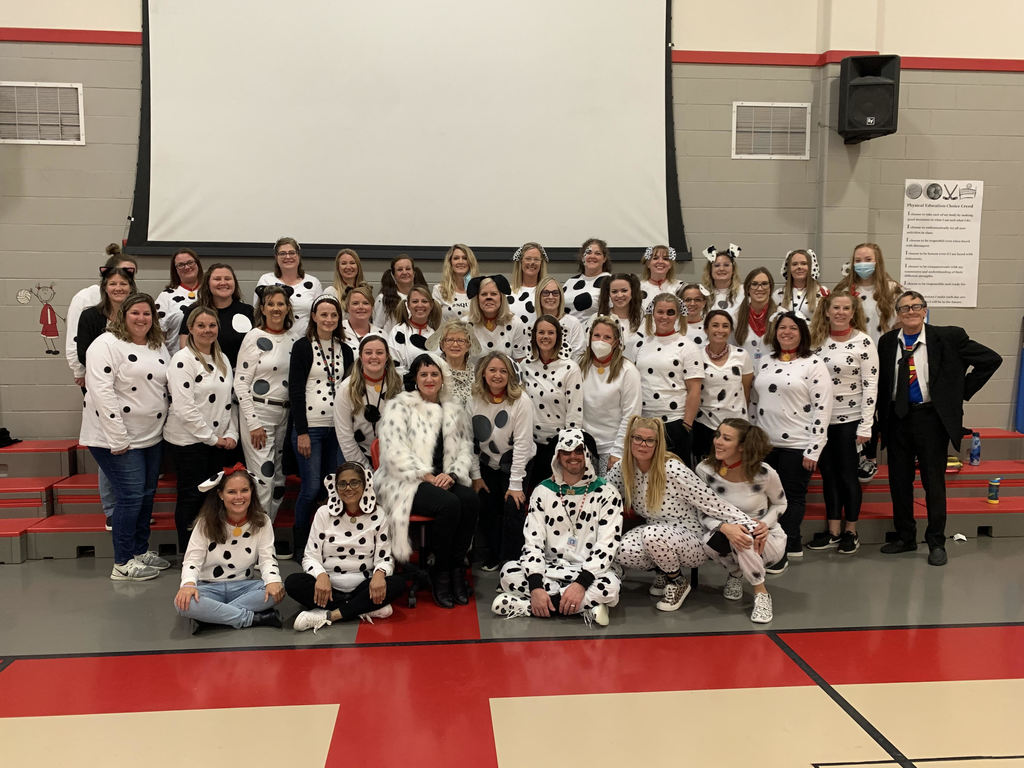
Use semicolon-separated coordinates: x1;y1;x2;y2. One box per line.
837;55;900;145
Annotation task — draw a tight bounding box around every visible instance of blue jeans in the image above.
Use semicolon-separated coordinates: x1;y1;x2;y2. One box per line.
98;466;115;518
290;426;343;555
174;579;270;628
89;443;162;565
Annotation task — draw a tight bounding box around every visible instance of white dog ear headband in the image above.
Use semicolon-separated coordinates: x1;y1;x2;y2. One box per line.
198;462;266;492
703;243;741;264
781;248;820;280
512;243;549;262
643;246;677;263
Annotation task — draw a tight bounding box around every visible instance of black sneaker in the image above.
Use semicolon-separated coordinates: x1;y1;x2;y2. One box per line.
765;553;789;575
837;531;860;554
806;531;839;550
858;457;878;484
786;540;803;558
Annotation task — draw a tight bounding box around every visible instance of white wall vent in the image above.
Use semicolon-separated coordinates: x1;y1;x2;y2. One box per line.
732;101;809;160
0;82;85;145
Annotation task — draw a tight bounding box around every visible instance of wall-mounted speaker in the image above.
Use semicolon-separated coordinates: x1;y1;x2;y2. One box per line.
837;55;901;145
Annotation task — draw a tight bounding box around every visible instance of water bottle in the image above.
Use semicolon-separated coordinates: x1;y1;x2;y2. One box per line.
969;431;981;466
987;477;1001;504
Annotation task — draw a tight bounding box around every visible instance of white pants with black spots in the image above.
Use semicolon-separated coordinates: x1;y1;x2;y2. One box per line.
241;403;288;521
705;526;786;586
614;522;707;574
499;560;620;608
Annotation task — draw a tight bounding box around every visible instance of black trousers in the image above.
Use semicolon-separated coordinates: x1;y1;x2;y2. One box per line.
170;442;225;553
284;572;407;621
528;437;557;490
478;462;529;564
766;446;812;549
411;482;480;571
691;421;716;467
885;404;948;548
663;418;694;469
818;421;863;523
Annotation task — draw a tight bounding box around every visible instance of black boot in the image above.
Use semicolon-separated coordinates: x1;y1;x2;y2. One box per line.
431;570;454;609
250;609;282;628
451;568;469;605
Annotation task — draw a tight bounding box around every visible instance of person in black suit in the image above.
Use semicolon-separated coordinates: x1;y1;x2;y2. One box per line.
877;291;1001;565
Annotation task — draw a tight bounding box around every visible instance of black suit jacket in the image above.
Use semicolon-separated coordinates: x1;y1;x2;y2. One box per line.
877;323;1002;451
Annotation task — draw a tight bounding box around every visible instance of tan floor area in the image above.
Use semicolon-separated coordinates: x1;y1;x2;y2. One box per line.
0;704;339;768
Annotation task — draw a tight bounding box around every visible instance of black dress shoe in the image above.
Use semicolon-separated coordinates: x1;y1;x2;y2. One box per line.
451;568;469;605
431;571;455;609
927;547;948;566
880;540;918;554
250;609;283;628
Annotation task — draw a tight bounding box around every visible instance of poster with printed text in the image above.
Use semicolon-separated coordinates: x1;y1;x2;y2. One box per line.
899;179;983;307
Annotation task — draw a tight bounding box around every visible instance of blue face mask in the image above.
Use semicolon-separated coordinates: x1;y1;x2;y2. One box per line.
853;262;876;279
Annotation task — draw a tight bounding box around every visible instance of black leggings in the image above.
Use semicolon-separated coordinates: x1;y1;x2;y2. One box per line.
170;442;224;553
766;446;812;549
478;462;529;564
411;482;480;571
690;421;716;467
818;421;863;522
284;572;406;621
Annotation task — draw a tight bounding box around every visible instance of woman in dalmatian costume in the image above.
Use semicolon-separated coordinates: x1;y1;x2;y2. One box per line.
388;285;442;375
693;309;754;466
608;416;754;612
534;277;586;359
598;273;643;358
508;241;548;328
632;292;704;468
733;267;779;364
774;248;829;321
467;275;531;361
678;283;710;347
806;290;879;554
333;335;403;468
375;353;480;609
155;248;203;358
373;254;428;335
695;419;787;624
519;315;584;489
287;463;407;632
749;311;833;572
470;352;536;570
234;285;294;524
173;464;284;631
253;237;322;341
638;245;682;311
701;244;744;319
431;243;479;323
340;285;384;360
493;428;622;626
175;263;253;368
562;237;612;322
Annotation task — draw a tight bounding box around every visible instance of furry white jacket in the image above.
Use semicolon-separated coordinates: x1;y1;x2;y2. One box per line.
374;389;475;561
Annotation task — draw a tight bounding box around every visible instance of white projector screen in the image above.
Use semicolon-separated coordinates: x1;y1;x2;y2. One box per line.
133;0;680;256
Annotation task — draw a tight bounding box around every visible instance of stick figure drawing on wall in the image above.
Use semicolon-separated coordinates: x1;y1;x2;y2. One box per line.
17;283;64;355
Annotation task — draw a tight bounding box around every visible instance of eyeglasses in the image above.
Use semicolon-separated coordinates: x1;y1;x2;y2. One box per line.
336;480;364;490
896;303;926;314
682;297;704;304
749;281;771;289
540;289;561;298
631;435;657;448
558;446;585;456
277;250;298;257
444;337;469;346
175;260;197;269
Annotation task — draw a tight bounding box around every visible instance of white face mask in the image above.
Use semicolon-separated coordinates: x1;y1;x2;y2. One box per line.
590;339;613;359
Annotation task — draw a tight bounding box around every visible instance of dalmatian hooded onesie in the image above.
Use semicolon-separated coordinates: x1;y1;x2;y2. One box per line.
494;429;622;625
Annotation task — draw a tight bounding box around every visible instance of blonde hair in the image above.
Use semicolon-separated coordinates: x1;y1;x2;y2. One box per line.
332;248;366;299
533;277;566;319
437;244;480;302
472;352;523;402
641;245;676;283
469;277;513;326
833;242;902;335
701;251;741;305
511;242;548;291
579;317;626;382
809;289;868;348
184;305;228;375
619;416;683;514
108;293;165;350
643;292;688;336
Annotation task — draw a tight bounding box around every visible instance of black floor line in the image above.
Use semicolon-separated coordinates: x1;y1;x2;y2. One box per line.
814;757;1024;767
0;658;14;675
768;632;915;768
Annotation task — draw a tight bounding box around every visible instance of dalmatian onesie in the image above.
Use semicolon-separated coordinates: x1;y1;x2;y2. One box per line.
156;283;198;358
388;321;435;375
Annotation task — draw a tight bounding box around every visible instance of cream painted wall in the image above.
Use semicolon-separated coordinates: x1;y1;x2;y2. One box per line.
2;0;141;32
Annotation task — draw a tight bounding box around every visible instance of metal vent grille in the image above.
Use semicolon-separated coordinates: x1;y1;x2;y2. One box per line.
732;102;809;160
0;82;85;145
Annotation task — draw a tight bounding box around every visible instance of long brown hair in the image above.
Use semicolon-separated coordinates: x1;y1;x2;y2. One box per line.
396;284;442;329
809;289;868;348
780;249;825;315
196;471;267;545
184;305;228;375
598;273;642;332
108;293;165;350
734;268;776;345
380;255;428;324
347;335;401;414
96;267;138;319
166;247;203;290
196;263;242;307
704;418;772;481
273;237;305;278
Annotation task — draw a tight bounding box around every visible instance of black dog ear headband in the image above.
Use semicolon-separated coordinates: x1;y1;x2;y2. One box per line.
254;284;295;301
467;274;512;299
703;243;741;264
643;246;677;262
99;264;137;277
781;249;820;280
198;462;267;492
512;243;548;262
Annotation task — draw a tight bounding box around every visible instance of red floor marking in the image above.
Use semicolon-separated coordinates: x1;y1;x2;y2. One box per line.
0;634;810;767
354;594;480;644
782;625;1024;685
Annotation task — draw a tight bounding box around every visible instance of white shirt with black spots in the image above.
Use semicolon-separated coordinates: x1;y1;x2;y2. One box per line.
431;284;471;323
621;324;644;363
750;355;833;461
634;331;704;423
581;358;642;460
80;335;169;452
333;377;394;468
562;272;609;321
156;284;198;357
302;504;394;592
508;286;537;328
639;278;682;312
341;318;385;360
851;280;901;345
180;516;281;586
607;459;751;541
372;291;407;336
519;357;584;443
164;347;237;447
559;314;586;360
813;330;879;437
388;322;435;375
254;272;323;340
470;394;536;491
734;321;775;364
697;344;753;430
471;318;530;360
773;285;829;322
66;284;100;380
696;460;786;530
233;328;291;432
303;338;346;429
684;322;706;347
710;286;744;320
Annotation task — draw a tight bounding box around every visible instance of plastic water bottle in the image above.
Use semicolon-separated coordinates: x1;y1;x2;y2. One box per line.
987;477;1001;504
969;431;982;466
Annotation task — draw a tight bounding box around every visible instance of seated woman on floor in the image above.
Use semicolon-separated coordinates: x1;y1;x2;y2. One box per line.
286;462;406;632
173;464;284;632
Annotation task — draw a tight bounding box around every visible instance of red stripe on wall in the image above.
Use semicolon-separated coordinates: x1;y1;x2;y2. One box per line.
672;49;1024;72
901;56;1024;72
0;27;142;46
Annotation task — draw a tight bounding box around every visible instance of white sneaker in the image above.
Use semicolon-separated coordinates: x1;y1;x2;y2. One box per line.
294;609;332;633
751;592;774;623
649;572;667;596
723;575;744;601
134;550;171;570
655;577;691;612
491;592;531;619
110;558;160;582
583;604;610;627
359;604;393;623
